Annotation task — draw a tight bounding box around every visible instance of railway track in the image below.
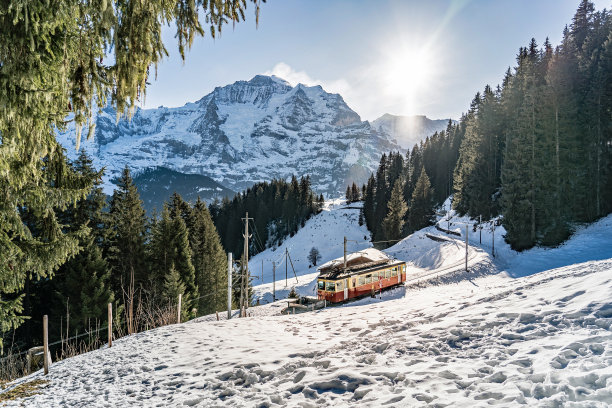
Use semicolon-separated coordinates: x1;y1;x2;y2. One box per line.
397;238;483;286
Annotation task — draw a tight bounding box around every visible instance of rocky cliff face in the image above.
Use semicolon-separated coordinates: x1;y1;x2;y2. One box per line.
58;75;445;206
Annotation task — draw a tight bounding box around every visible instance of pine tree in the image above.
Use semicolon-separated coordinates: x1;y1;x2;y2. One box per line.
0;0;263;340
383;178;408;244
350;182;361;202
107;166;147;332
373;154;389;241
362;175;376;232
409;168;435;232
168;192;194;230
148;206;198;314
53;152;113;334
55;237;114;333
190;198;227;315
163;264;185;317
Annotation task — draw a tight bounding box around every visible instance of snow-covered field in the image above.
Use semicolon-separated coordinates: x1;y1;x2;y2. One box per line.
3;201;612;407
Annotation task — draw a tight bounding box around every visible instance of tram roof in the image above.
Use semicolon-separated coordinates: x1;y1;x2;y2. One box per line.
317;248;405;280
318;248;389;271
317;259;405;280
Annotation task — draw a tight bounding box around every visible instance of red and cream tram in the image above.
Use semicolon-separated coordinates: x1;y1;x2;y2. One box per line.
316;248;407;303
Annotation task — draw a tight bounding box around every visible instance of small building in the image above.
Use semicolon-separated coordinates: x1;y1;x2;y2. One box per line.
316;248;406;303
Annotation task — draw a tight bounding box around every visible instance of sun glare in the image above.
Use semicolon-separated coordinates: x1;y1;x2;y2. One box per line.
380;43;437;115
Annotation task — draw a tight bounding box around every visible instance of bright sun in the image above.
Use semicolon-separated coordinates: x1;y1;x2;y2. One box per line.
381;44;436;115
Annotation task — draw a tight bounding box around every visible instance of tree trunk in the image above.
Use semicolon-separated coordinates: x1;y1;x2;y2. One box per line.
555;105;560;220
596;94;601;217
531;102;536;243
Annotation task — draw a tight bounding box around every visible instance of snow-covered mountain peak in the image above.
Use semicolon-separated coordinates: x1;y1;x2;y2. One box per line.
56;74;443;209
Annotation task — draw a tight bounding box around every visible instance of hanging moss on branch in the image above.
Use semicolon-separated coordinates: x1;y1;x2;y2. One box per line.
0;0;264;345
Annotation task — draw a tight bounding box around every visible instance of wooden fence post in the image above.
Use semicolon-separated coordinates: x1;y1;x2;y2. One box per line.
108;303;112;348
465;225;469;272
228;252;233;320
177;293;182;324
43;315;49;375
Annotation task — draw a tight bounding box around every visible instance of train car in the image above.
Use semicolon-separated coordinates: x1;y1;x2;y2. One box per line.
316;248;407;303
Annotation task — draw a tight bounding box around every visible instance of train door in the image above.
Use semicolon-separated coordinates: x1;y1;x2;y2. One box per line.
344;279;349;300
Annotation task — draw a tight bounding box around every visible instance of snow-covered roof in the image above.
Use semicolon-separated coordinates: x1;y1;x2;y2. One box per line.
318;248;390;272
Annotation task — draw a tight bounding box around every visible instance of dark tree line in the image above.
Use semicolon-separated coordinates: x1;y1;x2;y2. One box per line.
362;121;464;246
210;176;323;260
6;154;227;351
454;0;612;249
364;0;612;251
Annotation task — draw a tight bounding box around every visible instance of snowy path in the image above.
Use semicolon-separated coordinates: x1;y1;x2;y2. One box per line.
4;258;611;407
3;204;612;406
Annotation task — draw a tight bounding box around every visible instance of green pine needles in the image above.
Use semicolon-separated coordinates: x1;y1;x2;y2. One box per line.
0;0;263;348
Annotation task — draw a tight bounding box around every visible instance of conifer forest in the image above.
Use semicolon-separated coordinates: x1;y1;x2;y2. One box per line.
0;1;611;401
362;1;612;251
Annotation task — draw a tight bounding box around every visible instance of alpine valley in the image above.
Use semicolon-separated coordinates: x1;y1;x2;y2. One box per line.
57;75;450;209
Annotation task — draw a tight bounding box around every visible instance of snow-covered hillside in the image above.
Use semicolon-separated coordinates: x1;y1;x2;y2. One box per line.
247;199;372;303
3;203;612;407
57;75;404;198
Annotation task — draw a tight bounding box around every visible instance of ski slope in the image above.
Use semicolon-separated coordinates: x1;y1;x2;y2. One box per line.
2;202;612;407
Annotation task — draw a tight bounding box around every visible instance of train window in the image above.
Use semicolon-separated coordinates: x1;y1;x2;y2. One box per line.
326;281;336;292
385;270;391;278
365;274;372;284
318;281;325;291
391;268;398;277
337;281;344;291
402;265;406;273
358;276;365;285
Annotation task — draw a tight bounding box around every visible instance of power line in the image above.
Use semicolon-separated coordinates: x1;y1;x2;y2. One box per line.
249;218;266;253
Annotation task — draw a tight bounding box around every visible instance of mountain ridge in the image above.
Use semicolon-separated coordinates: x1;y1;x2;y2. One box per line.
57;75;452;210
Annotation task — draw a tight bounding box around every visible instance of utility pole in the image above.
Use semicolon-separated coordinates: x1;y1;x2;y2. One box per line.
285;248;288;287
242;213;253;316
287;251;299;283
273;261;276;301
227;252;232;319
465;225;469;272
492;222;496;258
479;215;482;244
344;236;347;272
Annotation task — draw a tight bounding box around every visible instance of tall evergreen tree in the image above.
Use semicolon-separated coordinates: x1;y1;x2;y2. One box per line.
107;166;147;331
56;237;114;333
190;198;227;315
409;168;435;232
148;206;198;314
350;182;361;202
53;152;113;335
382;178;408;244
163;264;186;319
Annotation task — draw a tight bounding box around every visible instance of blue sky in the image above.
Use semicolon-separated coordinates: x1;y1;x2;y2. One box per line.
142;0;611;121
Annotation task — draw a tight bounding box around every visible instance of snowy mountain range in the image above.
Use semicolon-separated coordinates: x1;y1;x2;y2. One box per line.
57;75;450;206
